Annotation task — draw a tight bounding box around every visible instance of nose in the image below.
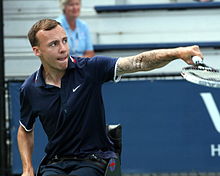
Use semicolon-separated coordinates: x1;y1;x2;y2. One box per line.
59;43;68;54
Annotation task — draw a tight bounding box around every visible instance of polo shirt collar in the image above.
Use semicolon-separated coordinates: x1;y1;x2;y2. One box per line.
61;15;72;31
34;65;46;87
68;56;77;70
61;15;79;32
35;56;77;87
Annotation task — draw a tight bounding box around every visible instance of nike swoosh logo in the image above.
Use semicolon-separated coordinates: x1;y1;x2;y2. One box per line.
73;85;81;92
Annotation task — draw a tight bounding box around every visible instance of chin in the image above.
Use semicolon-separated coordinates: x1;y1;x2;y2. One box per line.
59;62;68;71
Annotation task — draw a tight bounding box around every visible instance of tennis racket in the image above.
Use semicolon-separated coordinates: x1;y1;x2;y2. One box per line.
181;56;220;88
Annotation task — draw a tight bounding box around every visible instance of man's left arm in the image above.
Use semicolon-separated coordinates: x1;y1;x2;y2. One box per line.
116;45;203;76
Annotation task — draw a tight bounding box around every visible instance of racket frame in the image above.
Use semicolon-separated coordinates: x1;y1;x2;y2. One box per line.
181;65;220;88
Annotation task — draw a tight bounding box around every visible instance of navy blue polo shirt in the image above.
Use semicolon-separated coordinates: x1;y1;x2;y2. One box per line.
19;56;119;159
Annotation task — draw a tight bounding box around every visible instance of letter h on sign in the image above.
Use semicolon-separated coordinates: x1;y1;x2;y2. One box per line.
211;144;220;157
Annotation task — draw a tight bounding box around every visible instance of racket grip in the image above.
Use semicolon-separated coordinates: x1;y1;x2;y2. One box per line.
192;56;203;65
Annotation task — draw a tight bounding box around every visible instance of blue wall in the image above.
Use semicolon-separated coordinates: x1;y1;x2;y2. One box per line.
9;79;220;174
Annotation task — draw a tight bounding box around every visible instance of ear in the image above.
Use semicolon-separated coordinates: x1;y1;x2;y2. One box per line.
32;46;41;57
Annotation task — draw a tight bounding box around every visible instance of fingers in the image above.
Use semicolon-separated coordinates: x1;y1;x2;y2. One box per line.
181;45;204;65
190;45;204;65
191;45;204;59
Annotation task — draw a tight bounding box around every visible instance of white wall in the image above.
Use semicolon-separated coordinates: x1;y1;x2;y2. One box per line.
3;0;220;78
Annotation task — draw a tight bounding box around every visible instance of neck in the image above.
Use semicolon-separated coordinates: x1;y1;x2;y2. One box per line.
43;68;65;88
66;15;76;30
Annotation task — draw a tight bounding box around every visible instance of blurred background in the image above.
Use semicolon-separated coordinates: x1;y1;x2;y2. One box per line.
1;0;220;175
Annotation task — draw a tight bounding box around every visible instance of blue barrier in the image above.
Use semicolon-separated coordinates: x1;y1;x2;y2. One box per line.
94;42;220;51
9;79;220;174
95;2;220;13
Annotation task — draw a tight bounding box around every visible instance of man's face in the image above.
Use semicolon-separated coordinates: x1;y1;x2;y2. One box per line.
33;25;69;72
64;0;81;18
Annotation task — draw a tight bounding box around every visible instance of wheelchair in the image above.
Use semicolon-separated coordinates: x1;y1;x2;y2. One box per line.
104;124;122;176
36;124;122;176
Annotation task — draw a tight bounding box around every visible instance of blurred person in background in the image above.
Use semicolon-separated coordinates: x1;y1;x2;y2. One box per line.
56;0;95;57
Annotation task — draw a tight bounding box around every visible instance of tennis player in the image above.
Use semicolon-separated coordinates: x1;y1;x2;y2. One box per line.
17;18;203;176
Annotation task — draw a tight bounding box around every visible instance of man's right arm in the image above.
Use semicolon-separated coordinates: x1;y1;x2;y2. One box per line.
116;45;203;76
17;125;35;176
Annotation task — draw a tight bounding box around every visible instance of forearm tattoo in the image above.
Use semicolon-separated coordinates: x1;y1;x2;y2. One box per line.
116;49;178;76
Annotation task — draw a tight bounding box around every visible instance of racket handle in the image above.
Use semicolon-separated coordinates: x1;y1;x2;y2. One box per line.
192;56;203;65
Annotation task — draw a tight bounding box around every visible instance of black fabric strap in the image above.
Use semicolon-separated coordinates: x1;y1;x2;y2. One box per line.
48;154;108;170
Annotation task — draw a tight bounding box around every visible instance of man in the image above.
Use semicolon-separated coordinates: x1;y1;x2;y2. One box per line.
17;18;203;176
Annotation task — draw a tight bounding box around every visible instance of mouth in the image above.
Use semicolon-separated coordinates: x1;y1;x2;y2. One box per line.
57;56;68;62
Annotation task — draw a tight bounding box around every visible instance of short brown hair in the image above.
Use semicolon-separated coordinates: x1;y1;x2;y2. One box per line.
28;19;61;47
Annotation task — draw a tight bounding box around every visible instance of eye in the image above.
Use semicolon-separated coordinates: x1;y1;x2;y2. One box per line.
49;41;57;47
63;38;68;44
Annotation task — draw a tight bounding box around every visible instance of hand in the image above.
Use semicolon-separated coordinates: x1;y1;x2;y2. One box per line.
21;169;35;176
21;172;34;176
178;45;203;65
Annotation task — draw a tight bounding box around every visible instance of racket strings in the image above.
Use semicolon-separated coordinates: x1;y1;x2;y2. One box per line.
185;66;220;82
190;71;220;82
181;63;220;88
184;66;218;72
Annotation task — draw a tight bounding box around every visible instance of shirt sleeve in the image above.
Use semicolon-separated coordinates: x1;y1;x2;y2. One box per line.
86;56;120;83
19;86;36;132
